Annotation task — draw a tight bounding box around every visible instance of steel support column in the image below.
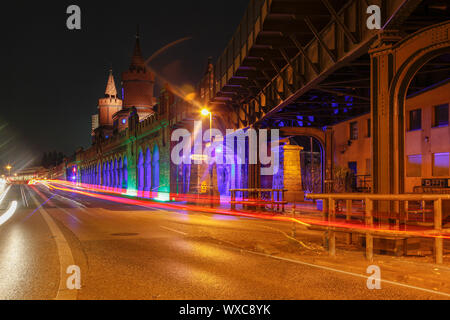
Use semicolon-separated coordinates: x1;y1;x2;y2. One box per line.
369;32;402;213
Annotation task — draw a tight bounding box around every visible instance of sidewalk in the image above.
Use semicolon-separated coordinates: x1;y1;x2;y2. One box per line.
213;198;450;296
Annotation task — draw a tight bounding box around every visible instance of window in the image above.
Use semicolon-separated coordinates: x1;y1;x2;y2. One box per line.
367;119;371;138
406;155;422;177
350;121;358;140
433;153;450;177
434;104;449;127
409;109;422;131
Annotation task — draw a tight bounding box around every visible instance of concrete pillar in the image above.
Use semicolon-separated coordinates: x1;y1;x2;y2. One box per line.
283;144;304;202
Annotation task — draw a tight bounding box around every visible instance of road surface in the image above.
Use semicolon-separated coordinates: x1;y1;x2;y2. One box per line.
0;183;447;300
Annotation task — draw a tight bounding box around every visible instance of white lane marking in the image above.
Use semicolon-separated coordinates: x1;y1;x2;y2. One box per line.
55;207;82;224
0;186;11;207
20;186;29;207
45;190;86;209
160;226;187;236
0;201;18;225
236;248;450;298
23;186;29;207
29;192;77;300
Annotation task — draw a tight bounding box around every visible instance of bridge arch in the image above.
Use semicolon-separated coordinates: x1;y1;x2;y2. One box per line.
114;158;119;188
144;147;152;192
279;127;333;193
123;156;128;189
137;148;145;191
152;144;160;192
372;21;450;195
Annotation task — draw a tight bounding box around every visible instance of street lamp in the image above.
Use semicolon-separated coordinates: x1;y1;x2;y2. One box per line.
5;165;12;177
200;108;212;142
201;108;213;207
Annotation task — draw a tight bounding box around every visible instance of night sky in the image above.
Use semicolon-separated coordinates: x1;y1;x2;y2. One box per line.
0;0;249;171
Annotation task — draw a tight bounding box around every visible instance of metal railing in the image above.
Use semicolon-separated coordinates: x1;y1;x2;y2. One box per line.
355;175;372;193
230;188;287;212
306;193;449;263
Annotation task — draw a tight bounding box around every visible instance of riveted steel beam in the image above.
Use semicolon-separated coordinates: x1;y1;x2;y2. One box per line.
304;17;337;63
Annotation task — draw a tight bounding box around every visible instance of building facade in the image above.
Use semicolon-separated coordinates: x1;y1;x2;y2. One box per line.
332;80;450;193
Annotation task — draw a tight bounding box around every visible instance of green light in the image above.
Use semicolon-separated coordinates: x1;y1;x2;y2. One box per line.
124;189;138;197
154;192;170;202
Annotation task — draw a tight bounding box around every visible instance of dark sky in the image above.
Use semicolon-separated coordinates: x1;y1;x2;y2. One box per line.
0;0;249;171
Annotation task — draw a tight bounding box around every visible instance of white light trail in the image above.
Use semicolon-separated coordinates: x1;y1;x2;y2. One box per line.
0;201;18;226
0;186;12;206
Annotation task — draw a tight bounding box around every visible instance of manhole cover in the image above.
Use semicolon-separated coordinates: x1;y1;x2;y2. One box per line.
110;233;139;237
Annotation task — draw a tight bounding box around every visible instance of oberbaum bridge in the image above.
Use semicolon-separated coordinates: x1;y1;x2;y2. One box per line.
58;0;449;262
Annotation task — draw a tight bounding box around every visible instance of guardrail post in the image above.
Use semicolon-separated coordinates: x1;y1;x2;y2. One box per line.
231;190;235;211
434;199;443;264
322;198;329;250
365;199;374;261
422;200;426;222
346;199;352;245
329;198;336;257
257;189;261;212
271;191;274;212
277;190;280;212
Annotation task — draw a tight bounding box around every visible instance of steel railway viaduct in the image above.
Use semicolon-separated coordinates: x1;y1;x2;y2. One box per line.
69;0;449;209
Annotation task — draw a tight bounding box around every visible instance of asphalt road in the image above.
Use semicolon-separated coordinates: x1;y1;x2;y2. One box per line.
0;183;447;300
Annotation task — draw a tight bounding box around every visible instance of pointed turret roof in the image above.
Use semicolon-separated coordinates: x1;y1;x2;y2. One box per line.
130;26;145;70
105;69;117;97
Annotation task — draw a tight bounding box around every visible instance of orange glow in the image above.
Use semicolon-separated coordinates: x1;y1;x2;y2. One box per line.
185;92;196;102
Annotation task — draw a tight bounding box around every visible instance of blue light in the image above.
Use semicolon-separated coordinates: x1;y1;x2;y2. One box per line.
121;119;127;125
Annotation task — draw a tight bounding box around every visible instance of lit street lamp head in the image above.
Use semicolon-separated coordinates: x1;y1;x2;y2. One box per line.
201;108;210;116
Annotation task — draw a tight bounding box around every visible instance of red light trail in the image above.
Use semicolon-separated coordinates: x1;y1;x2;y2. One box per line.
32;179;450;241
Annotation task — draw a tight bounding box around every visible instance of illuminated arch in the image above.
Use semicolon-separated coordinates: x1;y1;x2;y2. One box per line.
144;147;152;192
122;156;128;189
152;144;160;192
137;149;145;191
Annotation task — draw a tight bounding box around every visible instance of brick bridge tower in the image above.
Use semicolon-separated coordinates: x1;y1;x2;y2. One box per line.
98;69;122;126
122;28;155;120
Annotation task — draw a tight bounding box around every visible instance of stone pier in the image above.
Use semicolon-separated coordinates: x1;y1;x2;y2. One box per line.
283;144;304;202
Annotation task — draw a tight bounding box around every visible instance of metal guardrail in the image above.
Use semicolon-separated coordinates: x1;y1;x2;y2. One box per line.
230;188;287;212
414;186;450;194
306;193;449;263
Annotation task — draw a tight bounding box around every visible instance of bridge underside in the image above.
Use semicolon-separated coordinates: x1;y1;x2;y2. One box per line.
254;1;449;130
205;0;449;197
208;0;448;127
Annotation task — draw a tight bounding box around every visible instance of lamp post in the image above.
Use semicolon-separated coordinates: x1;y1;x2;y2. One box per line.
5;165;12;178
201;108;213;207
